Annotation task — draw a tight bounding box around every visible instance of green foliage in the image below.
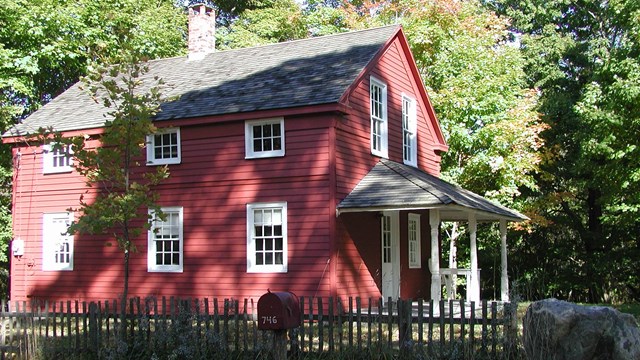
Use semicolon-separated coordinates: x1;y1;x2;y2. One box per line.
217;0;308;49
491;0;640;302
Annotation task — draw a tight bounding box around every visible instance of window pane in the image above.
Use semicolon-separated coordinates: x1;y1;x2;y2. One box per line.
265;253;273;264
253;126;261;138
275;252;283;265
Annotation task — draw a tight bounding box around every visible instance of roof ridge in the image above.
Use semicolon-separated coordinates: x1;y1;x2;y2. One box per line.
144;25;402;65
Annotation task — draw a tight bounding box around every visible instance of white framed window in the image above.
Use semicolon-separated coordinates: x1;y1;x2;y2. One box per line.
43;212;74;271
402;95;418;167
146;128;181;165
408;213;421;269
247;202;287;273
370;76;388;158
43;143;73;174
245;117;285;159
148;207;184;272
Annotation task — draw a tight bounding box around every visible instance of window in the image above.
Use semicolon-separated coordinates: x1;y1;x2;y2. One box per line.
146;128;181;165
148;207;183;272
408;213;421;269
247;202;287;273
402;95;418;167
43;212;74;271
43;143;73;174
370;77;388;158
245;118;285;158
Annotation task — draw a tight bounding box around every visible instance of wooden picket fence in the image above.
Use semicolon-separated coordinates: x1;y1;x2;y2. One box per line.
0;297;519;359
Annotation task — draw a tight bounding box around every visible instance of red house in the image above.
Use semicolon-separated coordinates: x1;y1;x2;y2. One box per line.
2;6;526;304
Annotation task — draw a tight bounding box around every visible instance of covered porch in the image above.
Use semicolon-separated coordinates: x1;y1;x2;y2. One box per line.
337;159;528;303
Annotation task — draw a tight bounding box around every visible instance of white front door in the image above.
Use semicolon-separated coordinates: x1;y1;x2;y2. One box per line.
381;211;400;301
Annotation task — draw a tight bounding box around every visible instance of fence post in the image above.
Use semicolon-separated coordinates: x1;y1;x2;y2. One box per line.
503;300;518;357
88;302;99;355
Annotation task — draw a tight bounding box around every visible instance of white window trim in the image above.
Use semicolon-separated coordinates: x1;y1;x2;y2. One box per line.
43;143;73;174
146;128;181;166
245;117;285;159
402;94;418;167
246;202;288;273
370;76;388;158
42;212;74;271
148;206;184;273
408;213;421;269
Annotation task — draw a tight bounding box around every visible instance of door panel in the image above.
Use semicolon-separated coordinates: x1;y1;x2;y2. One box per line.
381;212;400;300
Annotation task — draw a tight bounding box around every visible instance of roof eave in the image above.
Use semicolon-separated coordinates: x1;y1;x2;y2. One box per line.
336;203;529;222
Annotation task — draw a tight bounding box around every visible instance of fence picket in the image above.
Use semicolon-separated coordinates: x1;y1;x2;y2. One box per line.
0;296;514;358
491;301;498;357
336;297;343;353
328;297;334;353
317;297;324;352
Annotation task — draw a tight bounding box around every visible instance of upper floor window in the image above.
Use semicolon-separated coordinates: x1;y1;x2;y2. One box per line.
43;212;74;271
245;118;285;159
370;77;388;158
408;213;421;269
43;143;72;174
146;128;181;165
402;95;417;167
247;202;287;273
148;207;184;272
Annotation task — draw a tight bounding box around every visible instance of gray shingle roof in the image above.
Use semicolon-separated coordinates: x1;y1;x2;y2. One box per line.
4;25;400;137
338;159;528;222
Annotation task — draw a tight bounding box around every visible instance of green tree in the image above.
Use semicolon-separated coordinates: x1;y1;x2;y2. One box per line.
46;50;169;324
489;0;640;302
0;0;185;297
216;0;308;49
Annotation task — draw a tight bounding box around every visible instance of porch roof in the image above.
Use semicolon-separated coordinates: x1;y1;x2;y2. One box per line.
337;159;528;222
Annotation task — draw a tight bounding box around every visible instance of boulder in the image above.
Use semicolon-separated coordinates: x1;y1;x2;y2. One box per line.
523;298;640;360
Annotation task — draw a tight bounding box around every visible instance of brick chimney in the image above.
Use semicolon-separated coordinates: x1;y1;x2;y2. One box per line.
188;4;215;60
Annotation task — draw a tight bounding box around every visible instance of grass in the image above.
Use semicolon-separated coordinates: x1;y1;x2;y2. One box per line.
610;303;640;320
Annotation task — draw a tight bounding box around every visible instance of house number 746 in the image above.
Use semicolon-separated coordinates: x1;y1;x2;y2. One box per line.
261;316;278;324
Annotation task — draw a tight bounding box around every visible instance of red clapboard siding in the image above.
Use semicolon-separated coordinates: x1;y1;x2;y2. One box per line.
8;112;336;303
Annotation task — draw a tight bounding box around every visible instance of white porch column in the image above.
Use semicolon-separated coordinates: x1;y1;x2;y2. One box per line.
500;219;509;302
468;213;480;303
429;209;441;301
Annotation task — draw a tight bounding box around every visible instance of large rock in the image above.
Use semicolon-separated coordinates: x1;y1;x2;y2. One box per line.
523;299;640;360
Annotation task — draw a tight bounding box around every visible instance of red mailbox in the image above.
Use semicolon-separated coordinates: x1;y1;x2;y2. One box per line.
257;290;301;330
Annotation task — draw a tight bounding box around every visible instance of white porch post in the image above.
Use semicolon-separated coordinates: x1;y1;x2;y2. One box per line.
429;209;441;301
468;213;480;303
500;219;509;302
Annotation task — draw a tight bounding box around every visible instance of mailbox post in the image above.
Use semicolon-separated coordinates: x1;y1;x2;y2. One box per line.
257;290;301;359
